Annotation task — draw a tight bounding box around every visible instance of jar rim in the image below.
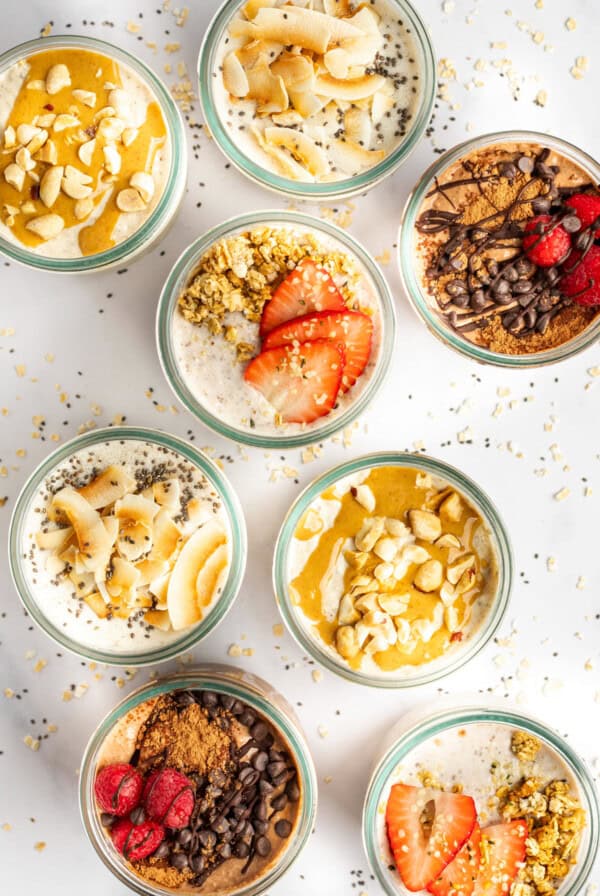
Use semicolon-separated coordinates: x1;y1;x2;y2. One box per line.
398;129;600;368
273;451;513;687
362;703;600;896
197;0;436;200
0;34;187;273
8;425;247;665
156;208;396;448
78;666;318;896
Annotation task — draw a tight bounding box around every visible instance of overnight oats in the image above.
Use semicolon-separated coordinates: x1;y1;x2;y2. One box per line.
363;708;599;896
273;453;512;686
400;132;600;366
80;670;317;894
199;0;435;197
9;428;246;664
157;212;394;448
0;36;185;271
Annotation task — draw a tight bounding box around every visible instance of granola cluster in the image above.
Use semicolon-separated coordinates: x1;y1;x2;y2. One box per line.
497;732;586;896
177;227;357;359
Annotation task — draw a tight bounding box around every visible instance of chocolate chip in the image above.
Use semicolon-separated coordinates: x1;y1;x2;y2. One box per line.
267;761;286;779
220;694;235;711
453;292;470;308
201;691;218;708
189;854;205;873
271;793;288;811
513;280;532;294
198;829;217;849
286;780;300;802
470;289;487;312
532;197;551;214
154;841;170;859
171;852;189;870
219;843;232;859
499;161;517;180
536;162;554;181
231;700;245;716
234;841;250;859
536;312;552;334
274;819;292;838
129;806;146;825
178;828;192;846
253;819;268;835
239;710;256;728
211;817;230;834
502;265;518;283
492;279;510;296
250;721;269;742
252;751;269;772
516;257;535;277
100;813;116;827
517;155;534;174
175;690;196;706
562;214;581;233
255;799;268;822
524;308;537;328
255;836;272;857
446;279;467;296
239;765;257;784
259;779;275;795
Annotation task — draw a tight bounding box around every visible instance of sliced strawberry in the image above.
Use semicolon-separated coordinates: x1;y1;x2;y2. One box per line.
260;257;346;337
428;822;482;896
472;821;528;896
385;784;477;892
244;339;343;425
262;310;373;393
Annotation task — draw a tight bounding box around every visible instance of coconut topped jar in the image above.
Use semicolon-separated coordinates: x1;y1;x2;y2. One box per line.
0;35;186;271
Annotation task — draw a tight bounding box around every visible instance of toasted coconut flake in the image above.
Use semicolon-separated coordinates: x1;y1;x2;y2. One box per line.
114;493;159;527
223;52;250;98
117;521;152;562
252;125;315;181
167;520;227;630
84;592;110;619
52;487;113;575
106;557;140;597
347;6;381;33
69;570;96;597
271;53;315;91
235;39;284;69
35;526;73;552
314;72;385;100
196;543;229;609
371;90;395;123
323;47;350;79
149;572;170;609
263;126;329;177
152;479;181;513
144;609;171;631
77;465;135;509
344;107;373;145
288;88;327;118
271;109;304;126
324;0;354;15
135;557;170;586
152;508;182;561
246;56;289;114
244;7;357;53
243;0;277;18
329;136;385;173
102;516;119;546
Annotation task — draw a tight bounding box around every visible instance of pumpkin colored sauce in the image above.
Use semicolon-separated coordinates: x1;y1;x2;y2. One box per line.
289;466;497;672
0;47;167;256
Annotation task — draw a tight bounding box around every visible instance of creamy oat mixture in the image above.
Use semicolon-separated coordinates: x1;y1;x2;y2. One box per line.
0;46;170;258
21;438;231;655
286;465;498;679
212;0;421;183
376;723;587;896
171;222;383;437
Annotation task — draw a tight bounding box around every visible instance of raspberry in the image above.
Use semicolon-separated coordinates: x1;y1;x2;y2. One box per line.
559;246;600;306
143;768;195;829
94;763;144;817
565;193;600;236
523;215;571;267
111;818;165;861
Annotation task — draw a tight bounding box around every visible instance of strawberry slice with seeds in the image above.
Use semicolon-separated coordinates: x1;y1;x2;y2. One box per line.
262;310;373;393
385;784;477;892
428;822;482;896
472;821;528;896
244;339;343;424
260;257;346;337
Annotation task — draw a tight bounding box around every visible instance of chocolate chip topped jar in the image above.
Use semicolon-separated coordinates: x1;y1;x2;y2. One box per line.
399;131;600;367
79;667;317;895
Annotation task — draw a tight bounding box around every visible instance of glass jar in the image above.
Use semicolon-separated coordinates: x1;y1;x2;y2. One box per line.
273;451;513;687
79;665;318;895
0;35;187;272
8;426;247;665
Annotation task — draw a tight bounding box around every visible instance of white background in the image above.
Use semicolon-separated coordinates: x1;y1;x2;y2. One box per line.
0;1;599;894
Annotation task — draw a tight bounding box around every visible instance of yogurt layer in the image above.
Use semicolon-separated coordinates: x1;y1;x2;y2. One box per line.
286;464;499;680
212;0;421;183
171;222;383;438
0;46;171;258
20;438;231;656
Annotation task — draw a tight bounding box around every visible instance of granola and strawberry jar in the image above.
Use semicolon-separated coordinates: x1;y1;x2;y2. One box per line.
8;427;247;665
362;704;599;896
198;0;435;199
399;131;600;367
157;211;395;448
0;35;186;272
273;452;512;687
79;667;317;895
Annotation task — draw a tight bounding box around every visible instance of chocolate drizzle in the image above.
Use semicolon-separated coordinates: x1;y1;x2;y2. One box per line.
416;147;600;339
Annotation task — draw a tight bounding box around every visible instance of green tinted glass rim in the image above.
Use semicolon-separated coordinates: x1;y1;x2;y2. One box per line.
79;668;318;896
362;706;600;896
8;426;247;666
0;35;187;273
197;0;436;200
273;451;513;688
399;129;600;368
156;209;396;448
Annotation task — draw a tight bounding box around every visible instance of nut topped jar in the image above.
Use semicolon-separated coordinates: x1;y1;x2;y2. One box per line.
0;35;186;272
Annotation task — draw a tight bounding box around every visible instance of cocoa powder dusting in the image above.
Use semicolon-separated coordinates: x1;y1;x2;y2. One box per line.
480;304;599;353
134;860;192;888
135;695;232;776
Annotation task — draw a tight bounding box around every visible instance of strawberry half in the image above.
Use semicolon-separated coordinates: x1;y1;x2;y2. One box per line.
244;339;343;424
473;821;528;896
428;822;482;896
385;784;477;892
262;310;373;393
260;257;346;337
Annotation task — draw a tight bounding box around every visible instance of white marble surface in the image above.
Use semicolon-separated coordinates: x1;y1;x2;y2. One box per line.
0;1;598;894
